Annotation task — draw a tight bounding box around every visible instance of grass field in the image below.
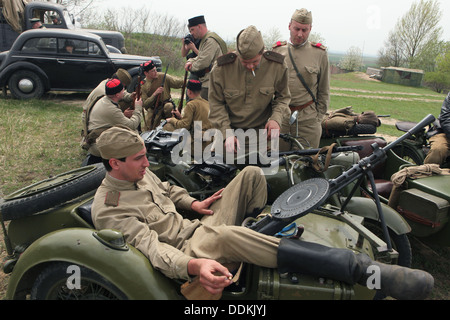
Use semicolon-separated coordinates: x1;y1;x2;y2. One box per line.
0;72;449;300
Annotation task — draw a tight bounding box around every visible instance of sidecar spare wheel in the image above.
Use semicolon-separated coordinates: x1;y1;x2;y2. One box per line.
31;262;127;300
271;178;330;220
0;164;106;221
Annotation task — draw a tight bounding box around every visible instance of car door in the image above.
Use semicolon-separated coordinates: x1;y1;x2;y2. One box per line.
54;37;116;90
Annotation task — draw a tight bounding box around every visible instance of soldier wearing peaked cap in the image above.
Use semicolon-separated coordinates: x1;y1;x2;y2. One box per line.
273;8;330;149
208;25;291;154
185;15;227;100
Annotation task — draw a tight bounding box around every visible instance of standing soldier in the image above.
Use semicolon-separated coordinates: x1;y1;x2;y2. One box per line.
273;8;330;149
184;15;227;100
140;61;184;131
208;25;291;155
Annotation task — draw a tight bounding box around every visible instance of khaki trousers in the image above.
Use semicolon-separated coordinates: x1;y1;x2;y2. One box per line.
183;166;280;268
424;133;450;165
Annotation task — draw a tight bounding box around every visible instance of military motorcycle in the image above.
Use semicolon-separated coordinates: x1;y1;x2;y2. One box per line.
0;115;436;300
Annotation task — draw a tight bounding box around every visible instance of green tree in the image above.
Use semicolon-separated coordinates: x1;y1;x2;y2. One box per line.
378;0;443;70
424;43;450;93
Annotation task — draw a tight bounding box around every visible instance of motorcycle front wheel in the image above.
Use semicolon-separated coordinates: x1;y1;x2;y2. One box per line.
30;262;127;300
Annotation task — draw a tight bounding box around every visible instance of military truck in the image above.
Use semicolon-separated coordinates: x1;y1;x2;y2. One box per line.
0;0;126;53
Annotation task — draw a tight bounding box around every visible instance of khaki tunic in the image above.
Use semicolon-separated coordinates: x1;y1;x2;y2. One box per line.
169;96;212;152
87;96;142;156
188;31;227;90
141;73;184;130
92;167;278;280
273;41;330;148
81;79;133;136
208;51;291;143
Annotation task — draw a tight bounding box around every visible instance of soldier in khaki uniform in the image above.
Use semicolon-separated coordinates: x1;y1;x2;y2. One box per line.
166;79;212;154
91;126;434;299
273;9;330;149
209;25;291;154
140;60;185;131
184;15;227;100
85;79;142;163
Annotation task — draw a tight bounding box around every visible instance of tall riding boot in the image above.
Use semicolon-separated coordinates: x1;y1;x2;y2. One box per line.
277;238;434;300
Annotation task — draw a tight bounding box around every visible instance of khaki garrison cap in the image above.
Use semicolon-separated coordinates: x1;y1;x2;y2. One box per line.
236;26;265;60
97;126;145;160
115;69;132;88
291;9;313;24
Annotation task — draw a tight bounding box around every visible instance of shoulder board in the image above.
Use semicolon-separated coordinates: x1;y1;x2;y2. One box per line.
263;51;285;64
272;40;287;49
310;42;327;50
105;190;120;207
217;52;237;66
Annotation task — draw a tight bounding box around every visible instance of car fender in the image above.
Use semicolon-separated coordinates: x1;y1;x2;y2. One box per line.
5;228;181;300
0;61;50;90
342;197;412;235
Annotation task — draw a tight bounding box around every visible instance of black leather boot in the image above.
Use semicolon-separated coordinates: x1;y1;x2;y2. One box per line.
277;238;434;300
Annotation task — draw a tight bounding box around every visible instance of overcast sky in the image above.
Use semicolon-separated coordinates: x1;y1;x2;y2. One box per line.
93;0;450;57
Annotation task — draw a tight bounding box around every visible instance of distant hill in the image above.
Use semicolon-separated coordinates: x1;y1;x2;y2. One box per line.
328;51;379;68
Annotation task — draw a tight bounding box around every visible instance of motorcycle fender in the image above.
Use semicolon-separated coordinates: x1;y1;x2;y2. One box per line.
6;228;181;300
342;197;412;235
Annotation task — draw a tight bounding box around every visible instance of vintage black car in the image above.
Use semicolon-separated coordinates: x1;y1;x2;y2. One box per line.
0;29;162;99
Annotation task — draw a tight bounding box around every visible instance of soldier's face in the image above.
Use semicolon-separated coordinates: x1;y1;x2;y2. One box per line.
145;68;158;80
113;148;149;183
289;20;312;45
239;54;263;72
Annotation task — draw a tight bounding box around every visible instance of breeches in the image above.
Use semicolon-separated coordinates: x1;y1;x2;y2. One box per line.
182;166;279;268
425;133;450;165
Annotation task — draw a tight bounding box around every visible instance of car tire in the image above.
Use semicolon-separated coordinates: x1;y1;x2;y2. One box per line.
0;164;106;221
8;70;45;99
30;262;128;300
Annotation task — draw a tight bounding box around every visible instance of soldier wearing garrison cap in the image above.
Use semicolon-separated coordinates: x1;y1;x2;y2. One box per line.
209;25;291;154
91;126;434;300
184;15;227;100
273;8;330;149
84;79;142;163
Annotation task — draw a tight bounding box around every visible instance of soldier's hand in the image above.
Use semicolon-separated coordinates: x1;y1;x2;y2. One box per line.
225;136;240;154
191;189;224;215
123;108;134;118
265;120;280;140
187;258;233;295
185;62;193;72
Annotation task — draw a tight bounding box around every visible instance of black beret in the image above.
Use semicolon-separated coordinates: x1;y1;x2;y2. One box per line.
141;60;156;72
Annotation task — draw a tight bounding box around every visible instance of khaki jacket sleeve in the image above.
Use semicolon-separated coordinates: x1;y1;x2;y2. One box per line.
208;66;232;138
189;38;220;72
171;103;195;130
269;63;291;128
106;104;142;130
316;53;330;119
93;199;193;280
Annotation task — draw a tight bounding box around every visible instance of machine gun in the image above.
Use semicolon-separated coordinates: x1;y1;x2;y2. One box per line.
250;114;437;242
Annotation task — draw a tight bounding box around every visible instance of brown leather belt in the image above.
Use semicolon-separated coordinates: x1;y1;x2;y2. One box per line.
289;100;314;112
